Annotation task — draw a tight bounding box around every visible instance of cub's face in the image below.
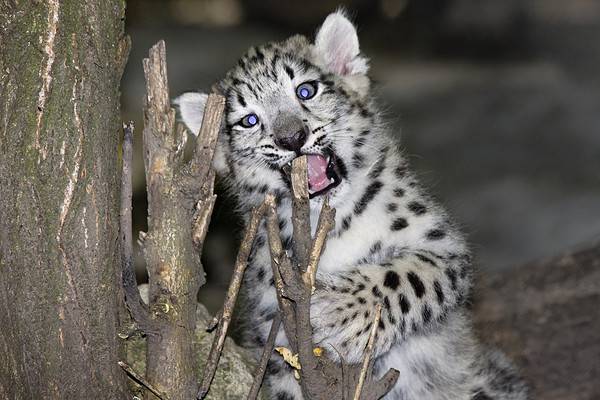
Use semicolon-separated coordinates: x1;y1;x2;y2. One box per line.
175;12;381;206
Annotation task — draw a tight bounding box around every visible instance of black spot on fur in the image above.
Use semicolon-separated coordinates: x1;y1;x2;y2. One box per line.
236;93;246;108
433;280;445;305
387;203;398;212
391;218;408;231
337;156;348;180
445;268;458;290
383;270;400;290
358;297;366;304
276;392;295;400
407;272;426;298
282;235;293;250
372;286;383;298
421;304;432;324
368;157;386;179
352;153;365;169
352;283;366;295
340;215;352;233
378;318;385;330
369;241;382;254
426;229;446;240
257;268;265;282
416;254;437;267
267;361;281;375
471;390;493;400
255;235;265;248
394;164;408;178
354;181;383;215
393;187;405;197
399;294;410;314
408;201;427;216
353;137;366;148
388;313;397;325
383;296;391;310
284;65;295;80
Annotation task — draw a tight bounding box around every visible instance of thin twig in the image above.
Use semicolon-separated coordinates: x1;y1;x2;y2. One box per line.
353;304;383;400
118;361;169;400
303;196;335;290
264;194;299;350
197;200;269;399
120;122;153;334
247;312;283;400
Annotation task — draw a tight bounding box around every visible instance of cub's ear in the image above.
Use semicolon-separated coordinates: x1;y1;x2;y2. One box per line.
314;10;369;76
173;92;207;136
173;91;231;175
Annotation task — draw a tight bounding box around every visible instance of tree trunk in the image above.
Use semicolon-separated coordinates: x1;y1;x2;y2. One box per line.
0;1;130;398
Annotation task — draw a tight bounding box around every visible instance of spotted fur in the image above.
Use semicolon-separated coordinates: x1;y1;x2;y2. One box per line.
175;10;528;400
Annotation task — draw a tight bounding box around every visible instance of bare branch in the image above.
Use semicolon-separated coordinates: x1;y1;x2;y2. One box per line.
303;196;335;290
247;313;283;400
120;121;154;334
118;361;169;400
264;194;299;349
198;201;269;399
291;156;311;267
353;304;382;400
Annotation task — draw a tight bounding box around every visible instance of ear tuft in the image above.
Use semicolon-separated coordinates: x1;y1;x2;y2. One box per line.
314;11;368;76
173;92;207;136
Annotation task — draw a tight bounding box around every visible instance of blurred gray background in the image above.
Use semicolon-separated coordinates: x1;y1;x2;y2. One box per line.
121;0;600;311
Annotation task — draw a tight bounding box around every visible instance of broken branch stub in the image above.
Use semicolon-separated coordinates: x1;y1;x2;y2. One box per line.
140;40;225;400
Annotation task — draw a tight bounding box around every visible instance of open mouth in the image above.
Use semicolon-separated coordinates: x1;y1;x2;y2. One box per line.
281;151;342;198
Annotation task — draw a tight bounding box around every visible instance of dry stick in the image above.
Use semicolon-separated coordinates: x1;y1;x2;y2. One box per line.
290;156;311;268
247;312;283;400
303;196;334;290
197;201;269;399
118;361;169;400
352;304;383;400
264;194;300;346
120;122;154;334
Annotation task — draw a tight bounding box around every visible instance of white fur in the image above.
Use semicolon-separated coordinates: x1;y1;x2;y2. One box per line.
173;92;207;135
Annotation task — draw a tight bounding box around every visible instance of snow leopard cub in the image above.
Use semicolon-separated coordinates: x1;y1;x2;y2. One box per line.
175;11;528;400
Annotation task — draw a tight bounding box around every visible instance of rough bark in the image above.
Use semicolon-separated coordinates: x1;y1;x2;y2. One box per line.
140;41;224;400
0;0;130;399
474;243;600;400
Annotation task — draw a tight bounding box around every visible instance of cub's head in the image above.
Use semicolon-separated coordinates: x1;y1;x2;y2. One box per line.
175;11;385;208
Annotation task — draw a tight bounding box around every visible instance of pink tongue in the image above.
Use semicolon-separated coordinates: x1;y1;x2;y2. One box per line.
306;155;330;192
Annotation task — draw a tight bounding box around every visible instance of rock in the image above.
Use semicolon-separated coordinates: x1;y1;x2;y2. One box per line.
473;244;600;400
127;285;264;399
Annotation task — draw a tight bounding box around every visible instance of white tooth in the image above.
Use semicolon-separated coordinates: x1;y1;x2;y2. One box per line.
329;178;334;183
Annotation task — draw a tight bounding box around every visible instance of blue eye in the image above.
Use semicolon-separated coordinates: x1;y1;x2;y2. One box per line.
296;81;317;100
241;113;259;128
